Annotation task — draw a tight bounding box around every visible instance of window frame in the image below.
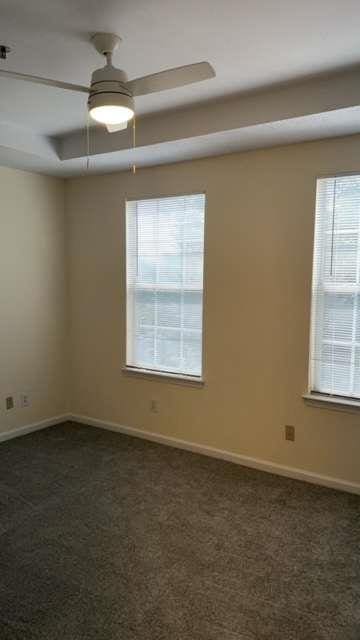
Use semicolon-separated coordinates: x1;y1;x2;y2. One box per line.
305;171;360;410
122;191;207;385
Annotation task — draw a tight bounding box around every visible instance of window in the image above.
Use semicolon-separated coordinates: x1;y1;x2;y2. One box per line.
125;194;205;379
309;175;360;400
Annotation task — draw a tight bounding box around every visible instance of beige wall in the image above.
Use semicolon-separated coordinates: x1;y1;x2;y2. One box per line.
0;167;67;434
66;135;360;485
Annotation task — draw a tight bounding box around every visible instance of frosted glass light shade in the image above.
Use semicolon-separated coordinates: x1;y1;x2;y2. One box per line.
89;104;134;125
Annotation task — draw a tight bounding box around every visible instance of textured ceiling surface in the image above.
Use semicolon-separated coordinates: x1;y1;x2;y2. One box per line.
0;0;360;173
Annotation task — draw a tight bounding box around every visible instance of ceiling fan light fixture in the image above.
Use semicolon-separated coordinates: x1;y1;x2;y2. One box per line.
88;91;134;125
0;32;216;136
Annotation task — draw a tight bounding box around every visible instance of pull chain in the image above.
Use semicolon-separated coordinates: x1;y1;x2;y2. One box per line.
132;114;136;175
330;178;337;276
86;113;91;171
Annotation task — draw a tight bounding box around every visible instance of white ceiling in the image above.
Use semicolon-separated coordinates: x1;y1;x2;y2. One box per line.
1;0;360;174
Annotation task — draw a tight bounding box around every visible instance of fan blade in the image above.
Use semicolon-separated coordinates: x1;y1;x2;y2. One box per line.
105;121;128;133
127;61;215;97
0;69;89;94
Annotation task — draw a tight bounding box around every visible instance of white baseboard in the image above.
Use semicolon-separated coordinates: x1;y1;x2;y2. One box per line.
70;414;360;496
0;414;71;444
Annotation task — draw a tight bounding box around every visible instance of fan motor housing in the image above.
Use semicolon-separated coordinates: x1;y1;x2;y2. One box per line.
88;66;134;114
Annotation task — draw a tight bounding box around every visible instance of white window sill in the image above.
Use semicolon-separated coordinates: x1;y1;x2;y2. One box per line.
122;366;204;387
303;392;360;413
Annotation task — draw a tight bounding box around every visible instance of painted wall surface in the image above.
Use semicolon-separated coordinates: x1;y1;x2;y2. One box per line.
0;167;67;433
65;135;360;484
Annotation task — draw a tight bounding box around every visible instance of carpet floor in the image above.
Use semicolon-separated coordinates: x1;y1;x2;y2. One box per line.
0;422;359;640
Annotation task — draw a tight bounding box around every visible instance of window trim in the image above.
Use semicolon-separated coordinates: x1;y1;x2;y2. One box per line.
303;391;360;412
306;172;360;405
123;191;208;383
122;365;204;386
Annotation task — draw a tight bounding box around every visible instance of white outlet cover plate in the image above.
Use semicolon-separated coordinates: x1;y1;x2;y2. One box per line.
19;393;30;408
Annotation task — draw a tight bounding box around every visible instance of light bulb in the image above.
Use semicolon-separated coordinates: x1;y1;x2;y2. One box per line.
89;104;134;125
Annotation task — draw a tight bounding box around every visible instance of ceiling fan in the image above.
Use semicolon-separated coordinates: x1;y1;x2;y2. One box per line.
0;33;215;133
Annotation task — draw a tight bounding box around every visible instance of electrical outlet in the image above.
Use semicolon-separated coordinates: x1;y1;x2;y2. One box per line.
150;399;159;414
5;396;14;411
19;393;30;408
285;425;295;442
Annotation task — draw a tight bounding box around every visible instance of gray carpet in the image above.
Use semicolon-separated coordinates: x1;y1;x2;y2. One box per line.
0;423;359;640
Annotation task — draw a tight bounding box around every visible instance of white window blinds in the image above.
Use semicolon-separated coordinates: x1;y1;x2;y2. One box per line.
126;194;205;378
309;175;360;399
